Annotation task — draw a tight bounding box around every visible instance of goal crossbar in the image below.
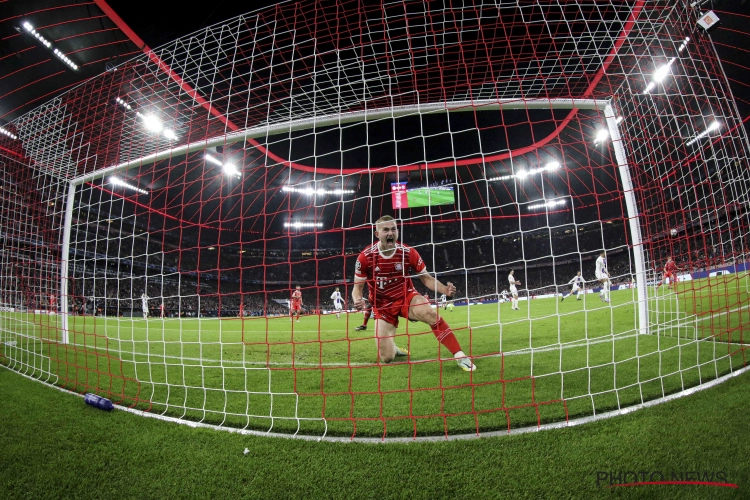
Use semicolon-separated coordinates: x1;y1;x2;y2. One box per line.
59;96;648;347
71;98;610;185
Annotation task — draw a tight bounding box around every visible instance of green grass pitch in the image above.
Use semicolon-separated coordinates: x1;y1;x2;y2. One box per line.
1;273;748;438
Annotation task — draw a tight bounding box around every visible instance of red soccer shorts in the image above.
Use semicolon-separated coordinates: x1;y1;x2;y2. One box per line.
372;290;423;327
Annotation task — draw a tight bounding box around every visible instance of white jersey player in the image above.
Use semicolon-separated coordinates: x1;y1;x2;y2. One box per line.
500;289;509;303
141;292;149;319
439;294;448;310
330;287;343;319
561;271;584;302
595;251;611;303
508;270;522;310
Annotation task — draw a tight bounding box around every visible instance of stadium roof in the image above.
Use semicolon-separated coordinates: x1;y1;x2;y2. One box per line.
3;1;747;128
0;0;276;125
1;1;748;243
1;0;138;122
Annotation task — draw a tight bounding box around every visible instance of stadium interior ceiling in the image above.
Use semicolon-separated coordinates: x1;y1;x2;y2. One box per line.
2;0;748;256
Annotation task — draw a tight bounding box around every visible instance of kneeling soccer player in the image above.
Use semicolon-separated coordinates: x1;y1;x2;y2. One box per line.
351;216;475;372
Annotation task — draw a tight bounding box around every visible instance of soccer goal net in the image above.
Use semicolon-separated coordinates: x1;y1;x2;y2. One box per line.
1;0;748;440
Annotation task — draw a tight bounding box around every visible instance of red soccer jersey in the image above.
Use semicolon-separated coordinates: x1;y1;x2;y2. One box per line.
291;290;302;304
664;261;677;275
354;242;426;306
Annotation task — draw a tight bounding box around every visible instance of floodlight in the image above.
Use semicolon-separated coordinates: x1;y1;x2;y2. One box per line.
594;129;609;144
22;21;78;70
0;126;17;140
110;176;149;194
141;114;163;133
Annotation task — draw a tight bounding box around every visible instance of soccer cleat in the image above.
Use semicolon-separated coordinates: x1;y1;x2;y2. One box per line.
354;325;367;331
560;296;565;302
455;355;476;372
394;345;409;356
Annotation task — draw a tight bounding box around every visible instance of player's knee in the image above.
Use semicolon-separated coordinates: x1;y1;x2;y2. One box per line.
380;351;395;363
422;308;438;324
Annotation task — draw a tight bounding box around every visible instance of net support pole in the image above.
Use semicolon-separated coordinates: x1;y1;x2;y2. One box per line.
605;103;648;335
59;180;77;344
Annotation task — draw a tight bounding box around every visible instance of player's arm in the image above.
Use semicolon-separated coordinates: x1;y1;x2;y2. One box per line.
352;253;369;310
352;279;366;309
418;272;456;297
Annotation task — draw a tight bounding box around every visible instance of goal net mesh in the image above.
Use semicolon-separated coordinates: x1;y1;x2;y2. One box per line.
1;0;748;439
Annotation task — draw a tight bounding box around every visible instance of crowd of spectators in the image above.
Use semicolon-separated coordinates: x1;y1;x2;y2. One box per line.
7;211;747;317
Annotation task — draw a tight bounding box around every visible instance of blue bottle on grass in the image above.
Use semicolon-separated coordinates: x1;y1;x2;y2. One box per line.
84;393;114;411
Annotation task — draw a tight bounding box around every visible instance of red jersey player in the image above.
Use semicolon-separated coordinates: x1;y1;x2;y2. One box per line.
657;256;679;289
290;285;303;322
351;216;475;372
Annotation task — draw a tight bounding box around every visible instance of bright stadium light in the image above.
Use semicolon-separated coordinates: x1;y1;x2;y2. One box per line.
486;174;514;182
527;199;567;211
223;163;241;177
593;129;609;144
678;37;690;53
110;176;149;194
116;98;177;140
284;222;323;229
282;186;355;195
22;21;78;71
488;161;561;182
205;154;223;166
686;120;721;146
0;126;17;140
653;58;675;82
115;97;132;110
206;153;241;177
141;114;163;133
643;57;677;93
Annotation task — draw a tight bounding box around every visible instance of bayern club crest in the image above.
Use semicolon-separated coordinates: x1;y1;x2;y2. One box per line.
394;263;402;271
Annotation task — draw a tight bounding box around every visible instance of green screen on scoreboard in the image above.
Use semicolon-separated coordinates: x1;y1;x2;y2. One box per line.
391;182;455;209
